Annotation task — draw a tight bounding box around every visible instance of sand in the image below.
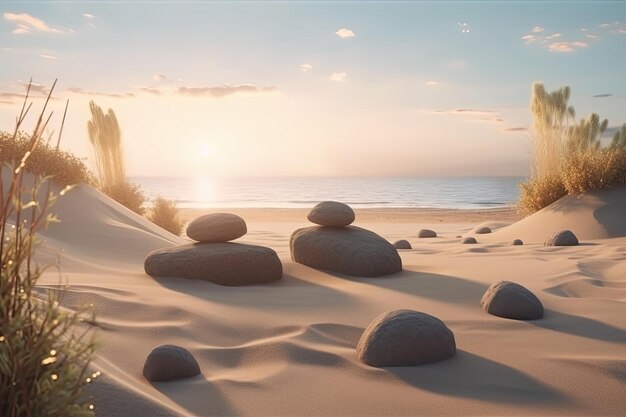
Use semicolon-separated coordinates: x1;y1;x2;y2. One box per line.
29;183;626;416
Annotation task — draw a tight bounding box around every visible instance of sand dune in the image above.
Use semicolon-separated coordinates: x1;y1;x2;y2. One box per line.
486;185;626;243
23;183;626;416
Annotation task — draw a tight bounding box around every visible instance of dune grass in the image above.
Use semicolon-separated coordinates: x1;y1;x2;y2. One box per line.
87;101;146;215
518;83;626;216
1;81;97;416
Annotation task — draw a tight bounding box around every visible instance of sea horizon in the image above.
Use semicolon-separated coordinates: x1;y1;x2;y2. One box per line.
131;175;524;210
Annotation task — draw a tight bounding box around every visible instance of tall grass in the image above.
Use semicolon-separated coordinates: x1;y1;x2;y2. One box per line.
519;83;626;215
87;101;125;187
87;101;145;214
0;81;97;416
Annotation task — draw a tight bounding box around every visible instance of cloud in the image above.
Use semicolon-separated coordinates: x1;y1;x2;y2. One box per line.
178;84;276;98
547;41;587;52
21;82;50;95
434;108;497;115
425;81;439;86
140;87;162;95
505;127;527;132
68;87;135;98
153;73;168;82
598;21;626;34
335;28;355;38
329;72;347;81
0;100;15;105
300;64;313;72
3;12;69;34
84;13;95;19
432;108;504;124
593;93;612;98
522;26;589;52
40;54;58;60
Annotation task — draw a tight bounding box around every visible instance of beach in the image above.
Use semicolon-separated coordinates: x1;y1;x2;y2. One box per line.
33;183;626;417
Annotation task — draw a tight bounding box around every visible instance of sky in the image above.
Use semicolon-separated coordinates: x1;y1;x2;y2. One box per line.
1;1;625;178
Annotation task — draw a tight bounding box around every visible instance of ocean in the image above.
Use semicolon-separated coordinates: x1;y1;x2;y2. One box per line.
131;176;523;209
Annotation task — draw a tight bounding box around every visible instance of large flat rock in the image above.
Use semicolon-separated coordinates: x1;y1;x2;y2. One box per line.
144;242;282;286
290;225;402;277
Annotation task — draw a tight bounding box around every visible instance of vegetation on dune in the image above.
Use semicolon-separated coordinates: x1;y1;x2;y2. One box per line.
518;83;626;216
1;81;97;416
148;196;185;235
0;130;95;187
87;101;146;215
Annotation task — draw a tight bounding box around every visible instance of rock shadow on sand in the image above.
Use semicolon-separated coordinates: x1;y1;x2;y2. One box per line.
336;270;489;306
387;350;565;405
529;309;626;344
151;269;359;311
149;375;237;417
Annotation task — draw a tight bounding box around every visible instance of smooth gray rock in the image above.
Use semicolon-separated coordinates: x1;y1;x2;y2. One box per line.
307;201;355;226
290;225;402;277
544;230;579;246
512;239;523;246
186;213;247;243
462;237;477;244
145;243;282;285
418;229;437;238
481;281;544;320
393;239;412;249
475;226;492;234
356;309;456;367
143;345;200;382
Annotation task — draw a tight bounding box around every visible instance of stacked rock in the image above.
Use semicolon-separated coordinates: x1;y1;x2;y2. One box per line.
144;213;282;286
290;201;402;277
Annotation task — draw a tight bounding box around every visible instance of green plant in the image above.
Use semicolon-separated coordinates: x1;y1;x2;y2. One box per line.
148;196;184;235
0;81;97;416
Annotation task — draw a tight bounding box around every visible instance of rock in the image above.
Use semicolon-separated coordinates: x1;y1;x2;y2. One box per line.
475;226;491;234
480;281;543;320
393;239;412;249
290;225;402;277
143;345;200;382
462;237;477;244
145;243;282;285
544;230;579;246
418;229;437;238
186;213;247;243
307;201;355;226
356;309;456;367
512;239;523;246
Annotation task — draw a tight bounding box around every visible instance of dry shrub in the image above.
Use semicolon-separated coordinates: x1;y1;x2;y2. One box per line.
0;131;95;187
101;181;146;215
561;148;626;194
148;196;184;235
518;175;567;216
